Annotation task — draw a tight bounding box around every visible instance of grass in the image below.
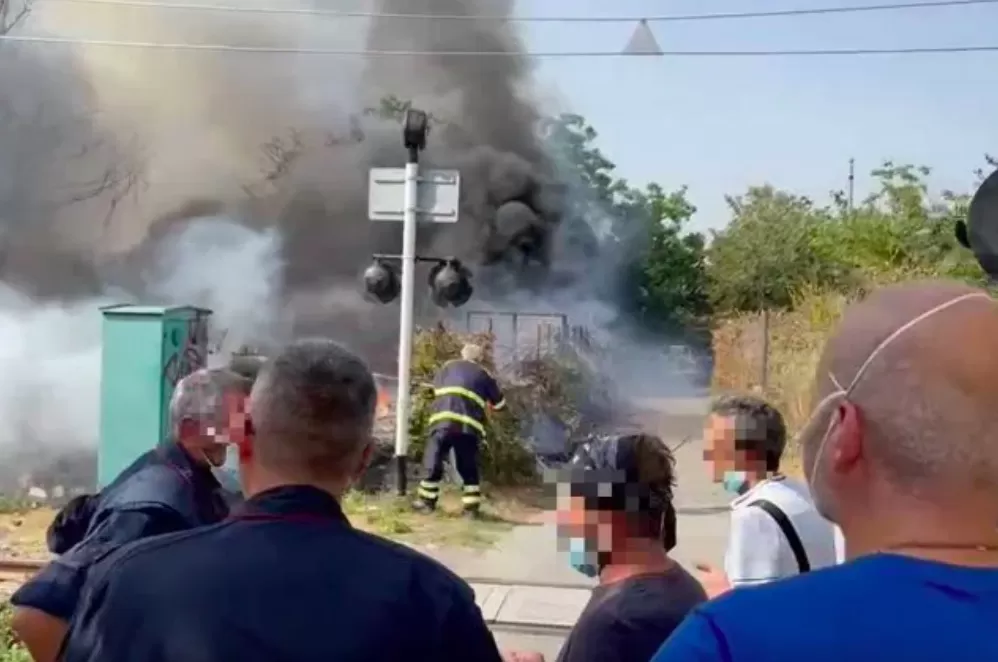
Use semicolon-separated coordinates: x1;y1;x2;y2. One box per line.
0;603;30;662
342;485;546;549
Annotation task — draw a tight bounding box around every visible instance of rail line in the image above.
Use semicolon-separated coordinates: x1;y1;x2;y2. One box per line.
0;557;46;579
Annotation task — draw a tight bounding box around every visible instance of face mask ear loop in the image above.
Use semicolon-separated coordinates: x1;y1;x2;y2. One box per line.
846;292;992;396
808;293;992;486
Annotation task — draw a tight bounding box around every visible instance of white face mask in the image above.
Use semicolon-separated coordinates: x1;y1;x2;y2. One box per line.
801;292;993;522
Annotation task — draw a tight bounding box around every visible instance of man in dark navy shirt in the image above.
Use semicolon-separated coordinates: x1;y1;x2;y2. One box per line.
59;338;504;662
12;367;252;662
548;434;705;662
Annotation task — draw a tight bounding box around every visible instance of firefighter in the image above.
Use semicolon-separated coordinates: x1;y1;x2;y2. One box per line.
415;343;505;517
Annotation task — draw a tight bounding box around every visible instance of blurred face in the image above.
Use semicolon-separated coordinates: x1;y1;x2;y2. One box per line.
178;390;249;469
703;414;768;483
555;492;617;566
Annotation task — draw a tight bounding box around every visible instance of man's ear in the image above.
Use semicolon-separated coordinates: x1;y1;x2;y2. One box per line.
832;401;864;472
347;439;374;483
357;440;374;474
238;415;255;460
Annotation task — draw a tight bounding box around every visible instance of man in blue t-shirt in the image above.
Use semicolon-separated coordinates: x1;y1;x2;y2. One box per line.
653;281;998;662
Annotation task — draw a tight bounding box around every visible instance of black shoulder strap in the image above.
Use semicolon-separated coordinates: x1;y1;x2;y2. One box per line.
748;499;811;573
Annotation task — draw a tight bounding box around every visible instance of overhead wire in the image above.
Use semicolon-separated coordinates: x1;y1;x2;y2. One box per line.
31;0;998;22
2;33;997;57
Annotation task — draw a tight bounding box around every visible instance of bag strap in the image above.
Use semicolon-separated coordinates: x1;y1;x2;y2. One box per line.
748;499;811;573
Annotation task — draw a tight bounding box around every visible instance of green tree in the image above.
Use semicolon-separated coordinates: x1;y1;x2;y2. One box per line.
541;113;710;332
707;161;987;316
823;162;983;285
622;184;710;331
708;186;845;312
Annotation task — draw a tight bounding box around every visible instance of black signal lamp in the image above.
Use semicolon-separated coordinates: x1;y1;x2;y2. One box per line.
362;259;400;304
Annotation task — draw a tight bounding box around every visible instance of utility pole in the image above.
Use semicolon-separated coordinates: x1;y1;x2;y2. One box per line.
365;110;463;496
848;158;855;217
392;117;423;496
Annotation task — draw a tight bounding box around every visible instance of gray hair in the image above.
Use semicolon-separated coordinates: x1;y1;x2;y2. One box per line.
248;338;377;477
169;368;252;437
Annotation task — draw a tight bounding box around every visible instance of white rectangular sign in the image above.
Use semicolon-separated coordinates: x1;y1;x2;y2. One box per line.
367;167;461;223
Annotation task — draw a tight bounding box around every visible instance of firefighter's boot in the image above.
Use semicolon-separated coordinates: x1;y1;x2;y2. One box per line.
414;480;440;513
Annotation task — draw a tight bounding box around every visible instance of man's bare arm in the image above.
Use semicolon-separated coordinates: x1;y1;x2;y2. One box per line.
12;606;69;662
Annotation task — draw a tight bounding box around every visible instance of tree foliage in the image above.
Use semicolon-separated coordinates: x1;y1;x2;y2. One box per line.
706;161;989;315
541;113;711;334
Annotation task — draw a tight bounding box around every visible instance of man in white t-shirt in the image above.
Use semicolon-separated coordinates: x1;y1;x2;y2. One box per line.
696;394;839;597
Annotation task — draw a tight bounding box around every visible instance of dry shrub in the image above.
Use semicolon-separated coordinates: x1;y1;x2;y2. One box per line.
711;288;851;463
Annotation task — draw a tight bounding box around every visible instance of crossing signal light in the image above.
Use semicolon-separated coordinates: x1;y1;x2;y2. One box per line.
429;259;473;308
363;259;400;304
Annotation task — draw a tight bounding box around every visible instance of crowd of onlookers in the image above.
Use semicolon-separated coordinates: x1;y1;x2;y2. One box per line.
5;278;997;662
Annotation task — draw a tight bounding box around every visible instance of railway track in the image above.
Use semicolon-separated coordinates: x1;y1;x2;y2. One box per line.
0;557;46;580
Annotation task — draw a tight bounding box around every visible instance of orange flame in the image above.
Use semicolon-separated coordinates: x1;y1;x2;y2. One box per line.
376;385;391;418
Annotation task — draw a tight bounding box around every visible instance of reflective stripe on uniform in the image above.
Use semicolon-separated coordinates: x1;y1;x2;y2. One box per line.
462;485;482;506
418;481;440;501
427;411;486;436
433;386;487;411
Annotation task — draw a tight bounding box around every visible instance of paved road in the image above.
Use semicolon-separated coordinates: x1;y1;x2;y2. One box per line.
428;397;728;655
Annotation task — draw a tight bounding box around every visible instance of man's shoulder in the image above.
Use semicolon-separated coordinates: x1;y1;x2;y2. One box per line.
86;522;224;589
701;559;863;625
101;461;187;503
349;528;475;599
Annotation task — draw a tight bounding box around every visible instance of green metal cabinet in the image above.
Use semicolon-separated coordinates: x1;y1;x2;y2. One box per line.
98;304;212;487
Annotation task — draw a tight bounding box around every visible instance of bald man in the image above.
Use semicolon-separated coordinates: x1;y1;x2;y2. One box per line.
652;280;998;662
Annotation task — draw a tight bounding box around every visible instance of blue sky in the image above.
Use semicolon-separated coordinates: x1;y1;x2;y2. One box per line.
516;0;998;233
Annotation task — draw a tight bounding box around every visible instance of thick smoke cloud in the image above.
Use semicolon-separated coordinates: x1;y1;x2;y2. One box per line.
0;0;689;491
0;0;570;475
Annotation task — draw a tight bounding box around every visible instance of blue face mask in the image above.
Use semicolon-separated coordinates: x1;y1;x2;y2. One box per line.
211;446;243;497
722;470;749;495
568;537;600;578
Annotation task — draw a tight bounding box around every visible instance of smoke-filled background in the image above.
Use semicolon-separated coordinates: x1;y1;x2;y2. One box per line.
0;0;696;492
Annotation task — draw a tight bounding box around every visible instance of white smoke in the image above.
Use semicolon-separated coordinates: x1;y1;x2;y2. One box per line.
0;219;284;491
0;286;105;450
143;216;287;353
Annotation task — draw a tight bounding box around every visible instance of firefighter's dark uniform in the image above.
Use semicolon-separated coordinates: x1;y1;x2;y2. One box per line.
58;485;504;662
12;441;227;623
418;359;505;513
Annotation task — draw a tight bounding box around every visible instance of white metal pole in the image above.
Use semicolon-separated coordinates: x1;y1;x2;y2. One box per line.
393;158;419;493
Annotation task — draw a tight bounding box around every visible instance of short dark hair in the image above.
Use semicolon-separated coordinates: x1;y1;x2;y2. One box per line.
249;339;377;479
710;394;787;472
